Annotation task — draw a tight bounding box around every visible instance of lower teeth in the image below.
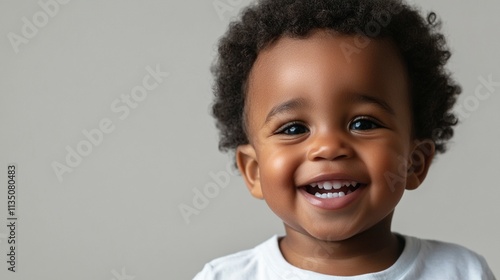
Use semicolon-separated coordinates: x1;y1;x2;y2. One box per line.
308;183;361;199
315;192;345;198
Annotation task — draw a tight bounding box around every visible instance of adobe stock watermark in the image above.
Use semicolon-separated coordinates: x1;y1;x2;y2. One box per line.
51;64;169;182
340;0;403;63
383;74;498;191
178;161;238;224
7;0;72;54
213;0;244;21
384;139;434;193
455;74;499;119
111;267;135;280
283;232;347;279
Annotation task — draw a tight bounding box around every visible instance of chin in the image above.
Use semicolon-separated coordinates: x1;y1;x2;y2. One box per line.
300;224;363;243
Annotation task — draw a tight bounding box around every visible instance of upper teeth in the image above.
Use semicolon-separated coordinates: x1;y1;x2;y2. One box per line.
310;181;358;190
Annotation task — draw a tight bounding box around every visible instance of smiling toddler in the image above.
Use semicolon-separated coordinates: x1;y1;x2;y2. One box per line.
194;0;496;279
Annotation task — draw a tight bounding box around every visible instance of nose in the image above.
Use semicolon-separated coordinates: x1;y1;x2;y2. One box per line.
306;129;353;161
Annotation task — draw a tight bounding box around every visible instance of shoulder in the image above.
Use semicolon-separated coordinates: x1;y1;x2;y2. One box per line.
193;235;280;280
409;235;487;264
402;235;496;279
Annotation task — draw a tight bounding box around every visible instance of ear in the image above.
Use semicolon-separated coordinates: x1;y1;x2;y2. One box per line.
406;139;435;190
236;144;263;199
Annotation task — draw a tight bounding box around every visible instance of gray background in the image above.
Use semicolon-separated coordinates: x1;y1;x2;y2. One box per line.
0;0;498;279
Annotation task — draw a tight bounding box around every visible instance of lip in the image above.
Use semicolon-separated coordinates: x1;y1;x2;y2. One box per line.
298;173;367;210
299;184;366;210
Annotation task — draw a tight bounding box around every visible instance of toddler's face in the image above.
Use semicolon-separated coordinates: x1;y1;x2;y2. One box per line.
237;30;427;241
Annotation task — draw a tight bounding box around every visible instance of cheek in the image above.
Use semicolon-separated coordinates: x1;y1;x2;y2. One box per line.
368;143;410;192
258;148;301;195
258;149;306;230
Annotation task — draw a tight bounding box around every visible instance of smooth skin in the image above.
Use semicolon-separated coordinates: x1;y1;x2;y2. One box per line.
236;30;435;276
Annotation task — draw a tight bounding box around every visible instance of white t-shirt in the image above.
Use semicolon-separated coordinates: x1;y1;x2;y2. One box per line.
193;234;496;280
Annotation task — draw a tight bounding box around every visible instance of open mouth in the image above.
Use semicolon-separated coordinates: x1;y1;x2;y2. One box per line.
303;180;364;199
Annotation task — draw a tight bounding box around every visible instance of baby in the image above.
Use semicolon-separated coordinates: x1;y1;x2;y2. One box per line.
195;0;496;278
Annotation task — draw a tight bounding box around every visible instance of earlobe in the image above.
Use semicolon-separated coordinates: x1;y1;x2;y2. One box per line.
236;144;263;199
406;139;435;190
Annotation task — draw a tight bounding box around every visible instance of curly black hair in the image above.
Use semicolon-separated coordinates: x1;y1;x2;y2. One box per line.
211;0;460;155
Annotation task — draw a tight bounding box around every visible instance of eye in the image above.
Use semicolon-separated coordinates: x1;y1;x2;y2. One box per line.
276;122;309;135
349;117;382;131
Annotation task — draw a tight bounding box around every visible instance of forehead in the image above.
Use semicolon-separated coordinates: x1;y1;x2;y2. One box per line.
245;30;409;127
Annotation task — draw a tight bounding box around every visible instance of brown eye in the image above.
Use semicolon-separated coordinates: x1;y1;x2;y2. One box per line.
349;117;381;131
276;122;309;135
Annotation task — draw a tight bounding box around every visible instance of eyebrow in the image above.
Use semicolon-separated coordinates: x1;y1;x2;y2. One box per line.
264;97;307;124
349;94;396;116
263;93;395;124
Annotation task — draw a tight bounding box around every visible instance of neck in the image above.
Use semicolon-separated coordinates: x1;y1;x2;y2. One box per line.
279;214;403;276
